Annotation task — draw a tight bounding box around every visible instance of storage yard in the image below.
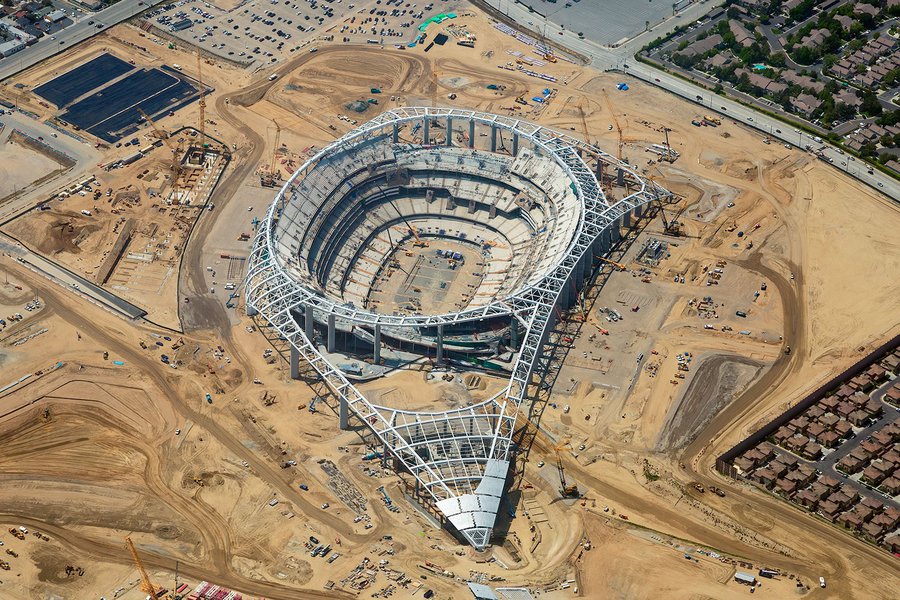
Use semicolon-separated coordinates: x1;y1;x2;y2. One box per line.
0;1;898;600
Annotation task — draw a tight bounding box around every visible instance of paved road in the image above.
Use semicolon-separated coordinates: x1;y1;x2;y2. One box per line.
0;0;166;83
478;0;900;202
815;378;900;509
0;232;145;319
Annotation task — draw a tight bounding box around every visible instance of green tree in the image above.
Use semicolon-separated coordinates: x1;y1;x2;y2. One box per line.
860;93;883;117
769;52;787;68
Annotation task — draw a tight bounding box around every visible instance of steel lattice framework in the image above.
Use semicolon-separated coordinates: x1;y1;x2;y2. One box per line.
245;107;668;550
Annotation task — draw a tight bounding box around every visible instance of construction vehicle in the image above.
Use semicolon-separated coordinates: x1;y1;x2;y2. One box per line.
596;256;627;271
395;225;428;247
556;440;580;498
125;536;163;599
704;115;721;126
260;120;282;187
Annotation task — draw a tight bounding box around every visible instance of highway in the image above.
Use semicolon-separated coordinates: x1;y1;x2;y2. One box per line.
0;0;166;83
478;0;900;202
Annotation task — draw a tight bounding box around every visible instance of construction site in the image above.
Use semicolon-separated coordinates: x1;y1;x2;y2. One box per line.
0;1;898;599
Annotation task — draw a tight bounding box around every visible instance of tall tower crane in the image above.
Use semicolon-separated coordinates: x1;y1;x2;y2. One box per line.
125;536;162;599
196;50;207;148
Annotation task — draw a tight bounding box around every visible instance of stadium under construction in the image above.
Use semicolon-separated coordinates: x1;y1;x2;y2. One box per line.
245;107;669;550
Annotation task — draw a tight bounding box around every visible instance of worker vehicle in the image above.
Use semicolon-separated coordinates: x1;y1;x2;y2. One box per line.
819;577;826;588
205;393;212;404
735;310;747;318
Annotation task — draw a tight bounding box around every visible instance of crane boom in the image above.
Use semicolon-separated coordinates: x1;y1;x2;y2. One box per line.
271;120;281;180
197;51;206;147
601;89;624;160
137;108;182;199
596;256;627;270
505;401;579;498
136;108;174;152
125;537;161;598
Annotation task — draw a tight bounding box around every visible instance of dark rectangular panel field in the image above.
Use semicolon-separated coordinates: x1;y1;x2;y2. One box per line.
61;69;179;131
88;80;199;142
33;54;134;108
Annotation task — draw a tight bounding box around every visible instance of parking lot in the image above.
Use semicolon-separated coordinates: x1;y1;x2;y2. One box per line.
141;0;462;67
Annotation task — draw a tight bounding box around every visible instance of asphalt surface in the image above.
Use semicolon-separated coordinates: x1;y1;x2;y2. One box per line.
814;378;900;509
477;0;900;202
0;0;167;83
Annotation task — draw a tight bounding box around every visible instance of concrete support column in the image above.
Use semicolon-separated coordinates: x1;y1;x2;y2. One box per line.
339;396;349;430
510;317;519;350
436;325;444;365
616;167;625;187
327;313;336;353
559;279;571;309
595;158;604;180
290;345;301;380
446;116;453;146
374;324;382;363
603;227;613;249
633;203;643;219
468;120;475;148
423;117;430;145
512;133;519;156
490;125;497;152
304;304;314;340
575;254;586;287
392;123;399;143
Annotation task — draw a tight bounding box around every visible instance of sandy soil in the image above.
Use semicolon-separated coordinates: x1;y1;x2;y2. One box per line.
0;4;897;600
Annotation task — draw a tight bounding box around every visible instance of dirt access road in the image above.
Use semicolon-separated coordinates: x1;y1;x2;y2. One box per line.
179;46;360;336
0;265;371;599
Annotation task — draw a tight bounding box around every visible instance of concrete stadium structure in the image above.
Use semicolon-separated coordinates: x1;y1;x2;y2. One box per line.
245;107;669;550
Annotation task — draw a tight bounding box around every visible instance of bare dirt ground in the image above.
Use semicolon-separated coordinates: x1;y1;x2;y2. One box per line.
0;135;65;200
0;4;898;599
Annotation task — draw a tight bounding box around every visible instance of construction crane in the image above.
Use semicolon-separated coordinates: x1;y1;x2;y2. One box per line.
577;97;591;145
393;225;428;247
261;120;281;186
647;170;685;236
596;256;627;271
555;440;579;498
431;67;438;109
125;536;163;599
137;108;183;197
505;402;580;499
601;89;624;161
196;51;207;148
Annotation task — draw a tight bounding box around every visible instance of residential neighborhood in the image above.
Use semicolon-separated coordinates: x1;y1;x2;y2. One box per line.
642;0;900;172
